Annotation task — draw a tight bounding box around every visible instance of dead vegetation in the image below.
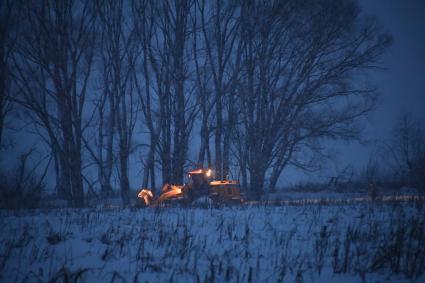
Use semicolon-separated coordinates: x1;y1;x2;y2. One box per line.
0;203;424;282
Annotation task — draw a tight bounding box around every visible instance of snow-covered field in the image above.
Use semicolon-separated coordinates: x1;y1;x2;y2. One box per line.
1;202;424;282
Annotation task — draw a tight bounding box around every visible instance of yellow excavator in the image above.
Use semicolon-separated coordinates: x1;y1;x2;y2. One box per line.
137;169;244;206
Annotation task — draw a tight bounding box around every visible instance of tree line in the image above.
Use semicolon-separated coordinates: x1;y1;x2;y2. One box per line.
0;0;391;206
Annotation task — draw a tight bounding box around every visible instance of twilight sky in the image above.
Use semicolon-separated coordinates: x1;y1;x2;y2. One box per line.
359;0;425;126
283;0;425;184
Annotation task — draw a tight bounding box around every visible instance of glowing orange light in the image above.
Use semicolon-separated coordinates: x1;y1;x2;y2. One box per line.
206;169;212;177
138;189;153;205
188;169;203;174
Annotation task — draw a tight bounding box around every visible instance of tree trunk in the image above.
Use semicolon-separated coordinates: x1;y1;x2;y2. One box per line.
249;167;265;199
70;151;84;207
160;93;172;183
215;98;223;179
119;148;130;206
143;141;156;189
171;1;189;184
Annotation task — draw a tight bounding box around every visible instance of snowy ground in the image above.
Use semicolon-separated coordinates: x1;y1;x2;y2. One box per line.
262;186;420;202
1;202;424;282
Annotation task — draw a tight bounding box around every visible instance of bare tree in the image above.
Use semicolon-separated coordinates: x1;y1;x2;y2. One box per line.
0;0;19;149
94;0;140;206
192;2;213;169
168;0;198;184
0;148;50;209
235;0;391;197
143;0;198;185
132;0;161;192
363;152;380;199
80;8;119;199
11;0;97;206
389;114;425;194
197;0;240;179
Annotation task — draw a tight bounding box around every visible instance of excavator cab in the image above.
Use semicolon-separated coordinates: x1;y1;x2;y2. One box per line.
187;169;212;200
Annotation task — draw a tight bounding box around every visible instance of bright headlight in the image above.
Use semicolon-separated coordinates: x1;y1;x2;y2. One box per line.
206;169;212;177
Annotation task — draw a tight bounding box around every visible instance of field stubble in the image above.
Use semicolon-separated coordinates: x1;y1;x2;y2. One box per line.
0;201;424;283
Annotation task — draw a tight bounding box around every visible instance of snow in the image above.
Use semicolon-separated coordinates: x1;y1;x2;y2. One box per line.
1;202;424;282
263;186;421;202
